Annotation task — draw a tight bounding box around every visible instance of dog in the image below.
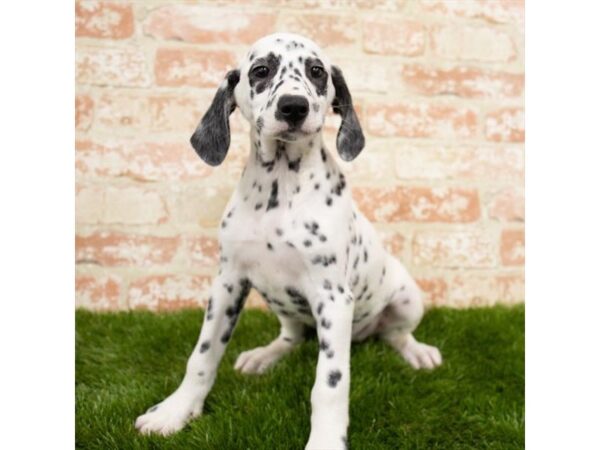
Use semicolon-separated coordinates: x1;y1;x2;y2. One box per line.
135;33;442;449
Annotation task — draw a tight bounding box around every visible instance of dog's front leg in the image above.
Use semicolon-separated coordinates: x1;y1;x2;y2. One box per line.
135;274;250;436
305;284;354;450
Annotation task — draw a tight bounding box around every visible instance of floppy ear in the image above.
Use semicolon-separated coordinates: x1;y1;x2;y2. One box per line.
331;65;365;161
190;69;240;166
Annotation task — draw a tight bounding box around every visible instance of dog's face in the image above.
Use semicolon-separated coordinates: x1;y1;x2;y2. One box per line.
234;34;334;141
190;33;364;166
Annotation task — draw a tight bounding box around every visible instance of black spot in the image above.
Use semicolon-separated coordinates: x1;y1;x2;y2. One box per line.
199;341;210;353
267;242;273;250
221;220;227;228
337;285;345;294
323;279;332;290
249;52;281;94
328;370;342;387
332;173;346;196
314;183;320;190
288;157;302;172
321;317;332;329
283;336;293;343
317;302;324;315
267;180;279;211
319;234;327;242
403;299;410;304
224;283;234;293
276;228;283;236
305;57;328;96
326;196;332;206
255;203;263;210
320;147;327;162
148;405;158;413
363;249;368;263
303;240;312;247
198;371;205;377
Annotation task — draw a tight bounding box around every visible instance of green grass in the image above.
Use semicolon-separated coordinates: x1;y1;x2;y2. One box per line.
76;305;524;449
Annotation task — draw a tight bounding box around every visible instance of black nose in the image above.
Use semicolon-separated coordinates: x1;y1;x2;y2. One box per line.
276;95;309;126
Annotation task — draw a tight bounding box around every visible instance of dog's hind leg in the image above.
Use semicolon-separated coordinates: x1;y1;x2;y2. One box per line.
235;315;305;374
377;261;442;370
135;273;251;436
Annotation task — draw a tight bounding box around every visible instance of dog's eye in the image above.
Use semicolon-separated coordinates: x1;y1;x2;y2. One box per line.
311;66;324;78
252;66;269;78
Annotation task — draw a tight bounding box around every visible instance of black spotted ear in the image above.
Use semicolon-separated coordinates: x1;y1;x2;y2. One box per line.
190;69;240;166
331;65;365;161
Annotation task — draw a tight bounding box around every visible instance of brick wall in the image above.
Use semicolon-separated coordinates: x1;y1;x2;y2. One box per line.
75;0;525;311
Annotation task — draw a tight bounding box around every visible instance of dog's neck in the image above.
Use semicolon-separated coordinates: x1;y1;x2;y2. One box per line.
243;127;335;180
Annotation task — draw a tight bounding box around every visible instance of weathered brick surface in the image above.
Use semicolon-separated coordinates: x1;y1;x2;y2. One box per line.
154;48;237;88
412;229;498;268
76;274;122;310
128;275;212;311
430;24;517;63
76;232;180;267
75;0;525;310
354;186;480;223
76;1;134;39
501;229;525;266
76;45;150;87
144;6;277;45
363;18;425;56
485;108;525;142
366;101;478;139
401;65;524;98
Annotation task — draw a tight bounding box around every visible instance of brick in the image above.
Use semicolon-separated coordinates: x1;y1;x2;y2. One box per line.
76;185;167;225
337;147;395;182
448;272;524;307
168;184;236;228
75;45;150;87
501;229;524;266
76;232;180;267
155;48;237;88
353;186;480;223
75;139;211;181
401;65;524;98
379;230;406;257
416;277;448;307
394;145;524;181
75;1;134;39
246;289;268;309
430;24;516;63
420;0;524;24
128;275;212;311
279;14;358;47
185;235;220;268
76;274;121;310
485;108;525;142
366;101;478;139
280;0;406;9
488;187;525;221
144;6;276;44
75;95;94;131
330;57;395;93
412;229;498;268
363;18;425;56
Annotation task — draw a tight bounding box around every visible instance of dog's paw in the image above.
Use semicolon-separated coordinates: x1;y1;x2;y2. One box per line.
400;339;442;370
234;346;282;374
305;434;348;450
135;391;203;436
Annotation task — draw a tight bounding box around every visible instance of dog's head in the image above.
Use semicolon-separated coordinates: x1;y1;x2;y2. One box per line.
190;33;364;166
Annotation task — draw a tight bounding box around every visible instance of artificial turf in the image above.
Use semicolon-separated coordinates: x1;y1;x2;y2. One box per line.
76;305;524;449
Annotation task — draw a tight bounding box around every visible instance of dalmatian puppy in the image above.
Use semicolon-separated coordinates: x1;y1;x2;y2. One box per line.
135;33;442;449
